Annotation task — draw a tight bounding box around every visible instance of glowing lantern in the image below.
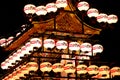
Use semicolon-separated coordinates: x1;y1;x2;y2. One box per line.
80;42;92;52
87;65;99;75
69;42;80;51
30;38;42;48
77;1;89;11
107;14;118;24
12;71;20;80
97;13;108;23
87;8;99;18
99;65;110;75
52;63;64;73
56;40;68;49
20;65;29;74
15;68;26;79
24;4;36;14
12;52;22;62
7;36;14;44
110;67;120;77
56;0;68;8
25;42;33;52
93;44;103;54
44;39;55;49
76;64;87;74
21;46;31;56
0;38;6;47
40;62;52;72
35;6;47;16
7;55;16;67
26;62;38;71
1;61;8;69
46;3;57;13
16;49;25;58
64;63;75;74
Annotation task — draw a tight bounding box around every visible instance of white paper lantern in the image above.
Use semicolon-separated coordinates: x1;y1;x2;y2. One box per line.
69;42;80;51
40;62;52;72
56;0;68;8
76;64;87;74
77;1;89;11
25;42;33;52
97;13;108;23
1;61;8;69
46;3;57;13
107;14;118;24
24;4;36;14
52;63;64;73
30;38;42;48
110;67;120;77
87;8;99;18
80;42;92;52
44;39;55;49
56;40;68;49
64;64;76;74
0;38;6;47
87;65;99;75
93;44;103;54
35;6;47;16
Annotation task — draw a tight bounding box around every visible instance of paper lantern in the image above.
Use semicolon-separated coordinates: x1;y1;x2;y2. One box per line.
56;40;68;49
110;67;120;77
30;38;42;48
64;63;75;74
56;0;68;8
52;63;64;73
76;64;87;74
21;46;31;56
77;1;89;11
87;8;99;18
12;71;20;80
1;61;8;69
99;65;110;74
44;39;55;49
93;44;103;54
40;62;52;72
0;38;6;47
46;3;57;13
26;62;38;71
107;14;118;24
35;6;47;16
24;4;36;14
80;42;92;52
69;42;80;51
20;65;29;74
87;65;99;75
25;42;33;52
97;13;108;23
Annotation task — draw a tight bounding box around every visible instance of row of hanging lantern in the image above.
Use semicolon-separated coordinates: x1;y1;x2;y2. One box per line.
77;1;118;24
0;36;14;47
0;37;103;70
0;24;29;47
0;38;42;70
24;0;118;24
2;62;38;80
40;62;120;77
3;62;120;80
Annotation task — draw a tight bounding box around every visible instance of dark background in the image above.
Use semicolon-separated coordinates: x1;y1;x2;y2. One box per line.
0;0;120;74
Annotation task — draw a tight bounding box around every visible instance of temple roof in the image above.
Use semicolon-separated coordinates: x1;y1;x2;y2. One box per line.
4;0;101;51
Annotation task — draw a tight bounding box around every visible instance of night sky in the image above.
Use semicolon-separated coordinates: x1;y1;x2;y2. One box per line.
0;0;120;74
